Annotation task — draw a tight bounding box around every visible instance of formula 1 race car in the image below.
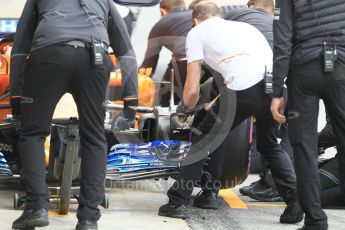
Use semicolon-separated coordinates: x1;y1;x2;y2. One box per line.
103;103;252;187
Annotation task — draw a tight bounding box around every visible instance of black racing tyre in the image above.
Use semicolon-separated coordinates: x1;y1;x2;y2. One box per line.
218;119;251;189
200;119;251;189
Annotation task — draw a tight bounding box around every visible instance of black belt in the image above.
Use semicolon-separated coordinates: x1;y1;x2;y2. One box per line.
64;40;89;48
64;40;109;54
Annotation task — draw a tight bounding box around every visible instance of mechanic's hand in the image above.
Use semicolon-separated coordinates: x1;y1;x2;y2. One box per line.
176;101;195;114
270;97;286;124
176;101;186;114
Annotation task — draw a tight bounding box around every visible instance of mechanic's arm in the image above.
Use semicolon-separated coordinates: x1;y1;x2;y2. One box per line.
140;26;163;74
183;60;202;109
183;28;204;109
108;1;138;108
271;0;294;123
10;0;38;97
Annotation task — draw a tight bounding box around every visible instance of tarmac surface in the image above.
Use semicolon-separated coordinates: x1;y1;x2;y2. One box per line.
1;175;344;230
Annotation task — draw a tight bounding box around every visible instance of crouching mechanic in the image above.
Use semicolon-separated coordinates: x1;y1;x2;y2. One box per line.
158;2;303;224
10;0;138;229
318;119;344;208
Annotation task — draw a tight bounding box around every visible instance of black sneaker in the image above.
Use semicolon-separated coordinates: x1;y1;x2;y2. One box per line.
248;187;284;202
280;199;304;224
297;224;328;230
239;179;271;196
76;220;98;230
193;190;219;210
158;203;189;219
12;208;49;229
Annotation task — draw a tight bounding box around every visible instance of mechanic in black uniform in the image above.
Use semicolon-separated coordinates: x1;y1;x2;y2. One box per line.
141;0;192;106
271;1;345;229
10;0;138;229
224;0;273;48
158;2;303;224
319;155;342;208
247;0;273;15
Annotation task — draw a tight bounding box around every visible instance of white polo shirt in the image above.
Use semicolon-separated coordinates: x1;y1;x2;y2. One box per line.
186;17;272;90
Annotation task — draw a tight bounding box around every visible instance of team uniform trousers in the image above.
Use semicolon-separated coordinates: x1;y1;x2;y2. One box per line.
286;58;345;228
168;80;296;205
18;45;111;221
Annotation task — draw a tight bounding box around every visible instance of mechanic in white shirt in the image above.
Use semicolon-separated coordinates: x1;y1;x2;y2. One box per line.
158;2;303;224
186;15;272;91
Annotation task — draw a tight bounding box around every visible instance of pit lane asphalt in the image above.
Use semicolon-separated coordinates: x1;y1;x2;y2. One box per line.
187;175;344;230
1;175;344;230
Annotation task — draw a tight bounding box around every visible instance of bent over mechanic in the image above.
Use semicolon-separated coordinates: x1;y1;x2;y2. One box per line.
158;2;303;224
10;0;138;229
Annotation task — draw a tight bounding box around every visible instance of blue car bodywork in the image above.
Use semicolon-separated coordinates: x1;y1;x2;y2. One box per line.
106;140;191;174
0;152;12;176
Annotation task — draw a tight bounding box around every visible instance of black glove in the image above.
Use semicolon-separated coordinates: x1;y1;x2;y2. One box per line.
123;99;137;122
176;101;198;114
123;106;136;122
176;101;187;114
